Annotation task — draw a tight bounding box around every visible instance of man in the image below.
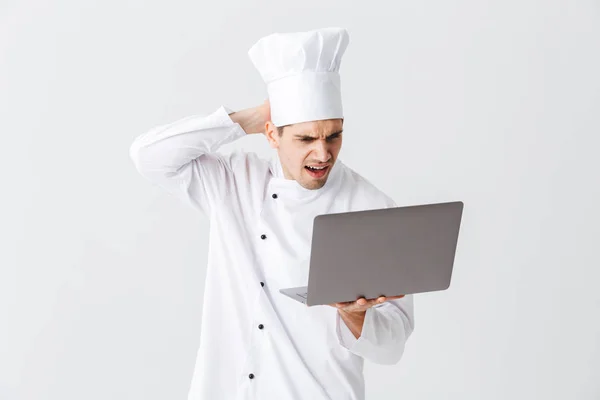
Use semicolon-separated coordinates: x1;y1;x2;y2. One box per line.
130;27;414;400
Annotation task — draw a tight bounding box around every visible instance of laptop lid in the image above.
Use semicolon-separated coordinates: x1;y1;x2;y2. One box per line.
305;201;464;306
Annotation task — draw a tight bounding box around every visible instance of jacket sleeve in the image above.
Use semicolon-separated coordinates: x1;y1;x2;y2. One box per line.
336;294;415;365
129;105;246;216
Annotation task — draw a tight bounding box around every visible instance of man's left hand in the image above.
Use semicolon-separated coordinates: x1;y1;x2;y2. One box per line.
328;295;406;339
329;295;406;313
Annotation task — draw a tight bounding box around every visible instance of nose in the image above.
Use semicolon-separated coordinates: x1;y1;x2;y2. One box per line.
312;140;331;162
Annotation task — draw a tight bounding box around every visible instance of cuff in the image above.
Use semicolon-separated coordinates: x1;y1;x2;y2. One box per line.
222;105;235;115
213;105;246;142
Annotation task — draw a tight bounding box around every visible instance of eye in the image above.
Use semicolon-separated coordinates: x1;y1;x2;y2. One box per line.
327;133;341;141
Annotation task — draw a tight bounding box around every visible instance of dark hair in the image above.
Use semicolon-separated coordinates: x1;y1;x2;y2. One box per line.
276;125;290;136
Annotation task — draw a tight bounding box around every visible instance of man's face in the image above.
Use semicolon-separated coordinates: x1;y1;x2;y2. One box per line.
265;118;344;190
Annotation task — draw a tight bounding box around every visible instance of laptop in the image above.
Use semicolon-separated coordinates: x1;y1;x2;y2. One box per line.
279;201;464;306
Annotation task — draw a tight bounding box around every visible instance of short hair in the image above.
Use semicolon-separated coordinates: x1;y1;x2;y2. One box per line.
276;125;291;136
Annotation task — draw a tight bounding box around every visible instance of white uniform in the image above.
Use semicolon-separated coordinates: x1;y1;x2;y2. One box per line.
129;105;415;400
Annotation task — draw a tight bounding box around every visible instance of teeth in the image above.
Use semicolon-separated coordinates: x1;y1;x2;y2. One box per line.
307;166;326;170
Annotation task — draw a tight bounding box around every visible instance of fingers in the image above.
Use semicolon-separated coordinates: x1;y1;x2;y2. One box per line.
332;301;353;309
337;297;378;312
387;295;406;300
334;295;407;312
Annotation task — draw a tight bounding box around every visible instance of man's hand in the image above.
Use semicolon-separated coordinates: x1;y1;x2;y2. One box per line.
330;295;405;313
229;98;271;135
329;295;406;339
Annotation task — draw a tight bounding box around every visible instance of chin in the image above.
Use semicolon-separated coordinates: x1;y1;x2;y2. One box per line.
299;177;328;190
303;182;325;190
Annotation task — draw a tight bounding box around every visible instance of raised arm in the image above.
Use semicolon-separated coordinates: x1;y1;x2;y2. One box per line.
129;101;270;215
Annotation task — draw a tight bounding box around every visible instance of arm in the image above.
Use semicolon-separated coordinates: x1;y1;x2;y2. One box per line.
335;295;415;365
129;102;269;215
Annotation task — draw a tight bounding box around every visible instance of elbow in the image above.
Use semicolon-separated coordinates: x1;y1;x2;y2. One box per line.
129;136;160;178
129;141;139;170
129;137;145;172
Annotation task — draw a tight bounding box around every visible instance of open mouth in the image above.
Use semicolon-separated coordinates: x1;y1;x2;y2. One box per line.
304;165;329;178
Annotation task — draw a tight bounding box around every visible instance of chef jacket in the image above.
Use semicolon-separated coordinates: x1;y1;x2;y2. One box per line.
129;105;415;400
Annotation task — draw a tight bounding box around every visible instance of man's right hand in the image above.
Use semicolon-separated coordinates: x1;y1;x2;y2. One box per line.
229;99;271;135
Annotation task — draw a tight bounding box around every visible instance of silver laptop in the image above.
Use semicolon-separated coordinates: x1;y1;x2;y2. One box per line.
279;201;464;306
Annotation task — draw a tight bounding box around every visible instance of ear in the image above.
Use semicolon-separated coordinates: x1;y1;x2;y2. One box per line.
264;121;280;149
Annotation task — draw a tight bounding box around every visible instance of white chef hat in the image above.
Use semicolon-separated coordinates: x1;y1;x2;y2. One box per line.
247;27;350;127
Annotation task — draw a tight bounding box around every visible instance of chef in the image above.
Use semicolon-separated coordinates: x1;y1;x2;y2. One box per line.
130;27;415;400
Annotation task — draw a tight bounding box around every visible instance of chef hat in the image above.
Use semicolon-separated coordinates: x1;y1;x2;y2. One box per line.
247;27;350;127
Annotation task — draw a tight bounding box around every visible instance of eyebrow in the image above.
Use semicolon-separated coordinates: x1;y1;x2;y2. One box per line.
294;130;343;140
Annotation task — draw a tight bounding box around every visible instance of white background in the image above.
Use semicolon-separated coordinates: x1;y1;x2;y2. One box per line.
1;0;599;399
